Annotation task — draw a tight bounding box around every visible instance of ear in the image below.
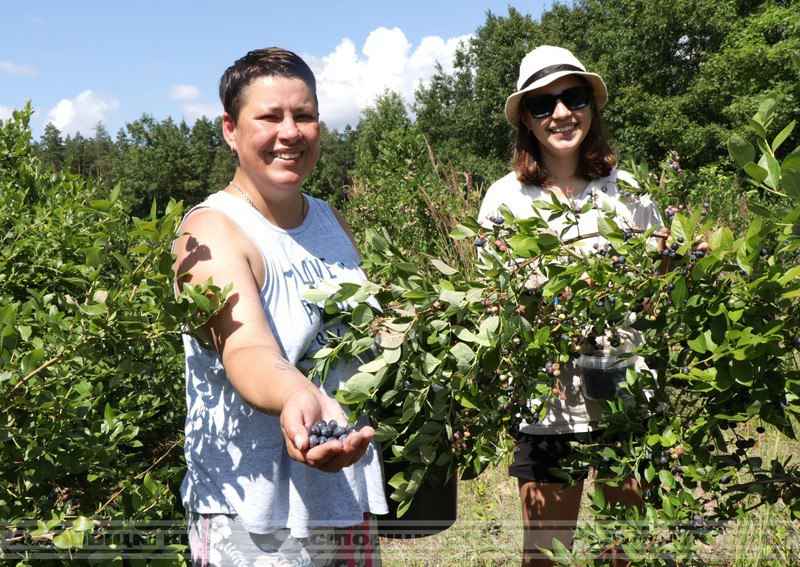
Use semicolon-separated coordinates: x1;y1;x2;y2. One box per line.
221;112;238;154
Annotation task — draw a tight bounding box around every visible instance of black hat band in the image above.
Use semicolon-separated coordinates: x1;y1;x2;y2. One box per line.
520;64;584;91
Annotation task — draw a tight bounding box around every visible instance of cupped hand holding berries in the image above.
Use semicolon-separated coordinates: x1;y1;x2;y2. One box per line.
280;387;374;473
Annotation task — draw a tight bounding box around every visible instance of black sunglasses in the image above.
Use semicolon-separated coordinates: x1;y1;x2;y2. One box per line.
522;86;593;119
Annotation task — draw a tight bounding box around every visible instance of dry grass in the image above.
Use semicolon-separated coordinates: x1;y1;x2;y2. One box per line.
380;460;522;566
379;425;800;566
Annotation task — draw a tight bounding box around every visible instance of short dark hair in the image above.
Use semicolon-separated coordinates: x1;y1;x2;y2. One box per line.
512;80;616;186
219;47;317;123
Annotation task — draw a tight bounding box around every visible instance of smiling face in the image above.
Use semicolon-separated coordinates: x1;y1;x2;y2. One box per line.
222;75;320;198
521;75;593;166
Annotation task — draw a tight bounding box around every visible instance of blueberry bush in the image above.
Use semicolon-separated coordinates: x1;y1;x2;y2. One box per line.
309;100;800;563
0;107;227;565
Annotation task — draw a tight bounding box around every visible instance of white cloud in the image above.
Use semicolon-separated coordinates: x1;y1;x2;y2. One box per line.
307;27;471;129
169;84;220;122
0;60;37;77
170;84;201;101
0;106;13;121
182;102;221;122
47;90;119;136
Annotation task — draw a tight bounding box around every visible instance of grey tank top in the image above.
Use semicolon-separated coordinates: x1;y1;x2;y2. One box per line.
180;191;387;537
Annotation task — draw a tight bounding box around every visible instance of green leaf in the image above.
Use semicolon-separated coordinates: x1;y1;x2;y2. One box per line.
763;153;781;190
688;334;707;354
709;227;734;251
351;304;374;327
312;347;334;359
89;199;112;212
755;97;777;126
423;352;442;374
374;423;399;442
728;134;755;168
457;393;479;409
303;288;332;304
143;473;159;496
671;277;688;306
778;266;800;286
781;288;800;300
748;118;767;140
591;487;607;509
772;120;796;152
597;215;621;239
784;152;800;172
670;213;693;246
396;498;413;518
659;469;675;491
645;463;656;483
79;303;108;315
508;235;540;257
337;372;382;402
53;529;84;549
387;470;408;490
358;356;387;373
430;258;458;275
438;288;466;306
456;328;481;343
782;164;800;199
17;325;32;341
450;342;476;369
743;162;768;184
660;426;677;448
72;516;93;532
384;347;401;364
450;224;475;240
480;315;500;336
662;494;675;517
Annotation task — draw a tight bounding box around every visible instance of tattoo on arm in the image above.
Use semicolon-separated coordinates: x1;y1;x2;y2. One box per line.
273;358;296;374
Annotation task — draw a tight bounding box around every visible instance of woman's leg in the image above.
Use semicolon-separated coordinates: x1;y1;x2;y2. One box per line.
600;476;643;508
596;477;643;567
518;479;584;567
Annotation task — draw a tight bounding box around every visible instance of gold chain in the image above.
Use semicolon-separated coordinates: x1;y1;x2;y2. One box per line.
228;182;257;209
227;182;308;219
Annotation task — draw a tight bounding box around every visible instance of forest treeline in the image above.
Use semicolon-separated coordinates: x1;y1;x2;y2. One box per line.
32;0;800;224
32;1;799;249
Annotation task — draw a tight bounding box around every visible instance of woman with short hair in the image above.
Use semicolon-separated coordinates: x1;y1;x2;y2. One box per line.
173;47;387;566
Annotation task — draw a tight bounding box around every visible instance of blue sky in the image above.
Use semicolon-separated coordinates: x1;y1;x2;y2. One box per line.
1;1;553;139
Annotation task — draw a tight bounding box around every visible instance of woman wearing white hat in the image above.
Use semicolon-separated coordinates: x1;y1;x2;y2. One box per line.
478;46;664;566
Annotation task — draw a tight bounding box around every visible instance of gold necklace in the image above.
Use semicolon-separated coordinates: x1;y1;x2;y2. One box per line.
228;182;257;209
227;182;307;219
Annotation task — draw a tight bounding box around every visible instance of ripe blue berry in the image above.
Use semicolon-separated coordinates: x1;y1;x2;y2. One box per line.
474;237;487;248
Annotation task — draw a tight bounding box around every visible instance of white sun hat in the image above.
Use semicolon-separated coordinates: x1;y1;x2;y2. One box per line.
504;45;608;127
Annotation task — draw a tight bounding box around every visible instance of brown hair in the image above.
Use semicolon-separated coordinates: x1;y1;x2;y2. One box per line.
219;47;317;123
512;81;616;186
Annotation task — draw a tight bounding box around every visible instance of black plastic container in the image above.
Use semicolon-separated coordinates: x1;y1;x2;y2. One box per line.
575;354;632;401
377;457;458;538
